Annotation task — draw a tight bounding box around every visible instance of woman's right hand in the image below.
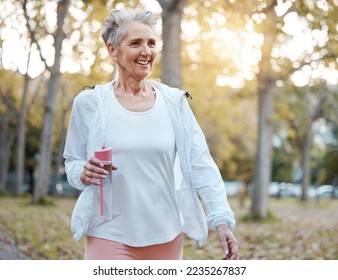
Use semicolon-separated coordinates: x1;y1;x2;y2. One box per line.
80;157;117;186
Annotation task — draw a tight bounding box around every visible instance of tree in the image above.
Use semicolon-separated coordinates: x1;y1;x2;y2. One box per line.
191;0;282;218
53;82;73;195
176;1;258;183
0;71;18;194
322;95;338;189
322;141;338;192
24;76;46;194
272;0;338;200
14;40;33;196
280;85;326;200
214;0;338;217
22;0;71;203
0;0;31;195
14;74;29;196
250;1;279;218
158;0;188;88
299;87;325;201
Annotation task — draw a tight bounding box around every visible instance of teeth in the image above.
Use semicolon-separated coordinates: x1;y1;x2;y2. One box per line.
136;60;149;65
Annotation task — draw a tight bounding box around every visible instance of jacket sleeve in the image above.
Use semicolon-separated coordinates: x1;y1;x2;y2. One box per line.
181;97;236;230
63;93;88;191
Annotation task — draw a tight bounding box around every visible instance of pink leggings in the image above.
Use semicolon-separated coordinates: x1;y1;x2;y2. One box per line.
84;233;183;260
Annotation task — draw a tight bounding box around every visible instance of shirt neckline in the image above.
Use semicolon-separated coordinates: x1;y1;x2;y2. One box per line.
111;85;158;115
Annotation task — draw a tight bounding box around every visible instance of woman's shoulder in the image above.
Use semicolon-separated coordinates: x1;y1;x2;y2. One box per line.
75;84;101;101
74;81;113;107
74;88;94;102
71;89;98;118
149;80;187;104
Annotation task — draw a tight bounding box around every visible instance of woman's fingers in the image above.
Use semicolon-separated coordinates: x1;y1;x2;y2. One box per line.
216;224;239;260
81;157;117;186
80;170;99;186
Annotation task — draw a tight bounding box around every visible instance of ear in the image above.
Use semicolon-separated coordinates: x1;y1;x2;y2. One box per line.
107;43;118;62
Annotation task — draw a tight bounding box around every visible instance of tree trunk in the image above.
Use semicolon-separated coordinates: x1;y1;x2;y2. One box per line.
332;174;337;199
34;77;60;201
158;0;187;88
300;88;325;201
33;0;69;203
300;122;312;201
54;95;72;195
251;79;276;218
15;73;30;196
250;5;278;218
0;83;16;194
0;114;10;194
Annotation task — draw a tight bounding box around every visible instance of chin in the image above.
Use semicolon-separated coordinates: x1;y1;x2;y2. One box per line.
139;70;153;78
133;73;151;81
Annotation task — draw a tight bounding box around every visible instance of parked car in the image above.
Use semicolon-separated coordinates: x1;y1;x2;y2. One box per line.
270;183;317;199
316;185;338;199
269;182;280;197
277;183;294;198
269;182;299;198
4;172;31;194
290;184;317;199
308;185;317;199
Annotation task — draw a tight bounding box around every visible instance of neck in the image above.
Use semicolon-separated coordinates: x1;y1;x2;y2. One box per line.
114;76;148;96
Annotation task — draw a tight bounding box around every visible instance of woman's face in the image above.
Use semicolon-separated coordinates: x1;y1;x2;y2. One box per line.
109;21;158;81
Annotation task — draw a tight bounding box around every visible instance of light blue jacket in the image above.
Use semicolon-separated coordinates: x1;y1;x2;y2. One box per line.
64;80;235;246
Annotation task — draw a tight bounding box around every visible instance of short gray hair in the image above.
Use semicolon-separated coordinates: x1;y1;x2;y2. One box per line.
101;8;159;48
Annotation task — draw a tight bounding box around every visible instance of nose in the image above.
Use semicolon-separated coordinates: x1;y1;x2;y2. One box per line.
141;44;151;56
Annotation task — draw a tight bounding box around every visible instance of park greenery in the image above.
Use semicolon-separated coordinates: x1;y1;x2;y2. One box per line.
0;0;337;224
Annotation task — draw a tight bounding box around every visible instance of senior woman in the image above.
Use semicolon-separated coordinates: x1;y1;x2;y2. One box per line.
64;7;238;260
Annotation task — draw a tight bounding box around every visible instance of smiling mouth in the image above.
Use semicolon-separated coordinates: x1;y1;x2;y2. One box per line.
136;60;150;65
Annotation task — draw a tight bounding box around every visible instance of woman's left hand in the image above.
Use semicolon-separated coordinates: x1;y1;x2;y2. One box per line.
216;224;239;260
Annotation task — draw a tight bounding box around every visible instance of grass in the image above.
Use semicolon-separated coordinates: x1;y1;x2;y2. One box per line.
0;195;337;260
0;196;84;259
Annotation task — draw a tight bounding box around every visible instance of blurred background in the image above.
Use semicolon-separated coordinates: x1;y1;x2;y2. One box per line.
0;0;337;260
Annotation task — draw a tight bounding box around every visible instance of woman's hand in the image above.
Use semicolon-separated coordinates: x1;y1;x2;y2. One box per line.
80;157;118;186
216;224;239;260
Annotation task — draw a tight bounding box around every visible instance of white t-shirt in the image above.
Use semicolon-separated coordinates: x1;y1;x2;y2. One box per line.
87;89;182;246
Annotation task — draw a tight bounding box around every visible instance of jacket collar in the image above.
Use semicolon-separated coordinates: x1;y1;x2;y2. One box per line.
149;80;185;105
98;79;186;106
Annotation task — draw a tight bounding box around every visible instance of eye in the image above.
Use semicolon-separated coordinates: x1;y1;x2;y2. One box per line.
130;41;139;46
148;40;156;47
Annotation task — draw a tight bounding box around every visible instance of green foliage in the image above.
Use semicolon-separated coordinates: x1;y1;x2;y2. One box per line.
181;1;258;180
274;83;338;184
321;141;338;184
272;147;295;183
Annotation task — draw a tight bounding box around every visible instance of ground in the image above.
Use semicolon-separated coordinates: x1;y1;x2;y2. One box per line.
0;196;337;260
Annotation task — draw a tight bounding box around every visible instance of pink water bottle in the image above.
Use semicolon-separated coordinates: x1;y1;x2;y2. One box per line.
94;147;113;218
